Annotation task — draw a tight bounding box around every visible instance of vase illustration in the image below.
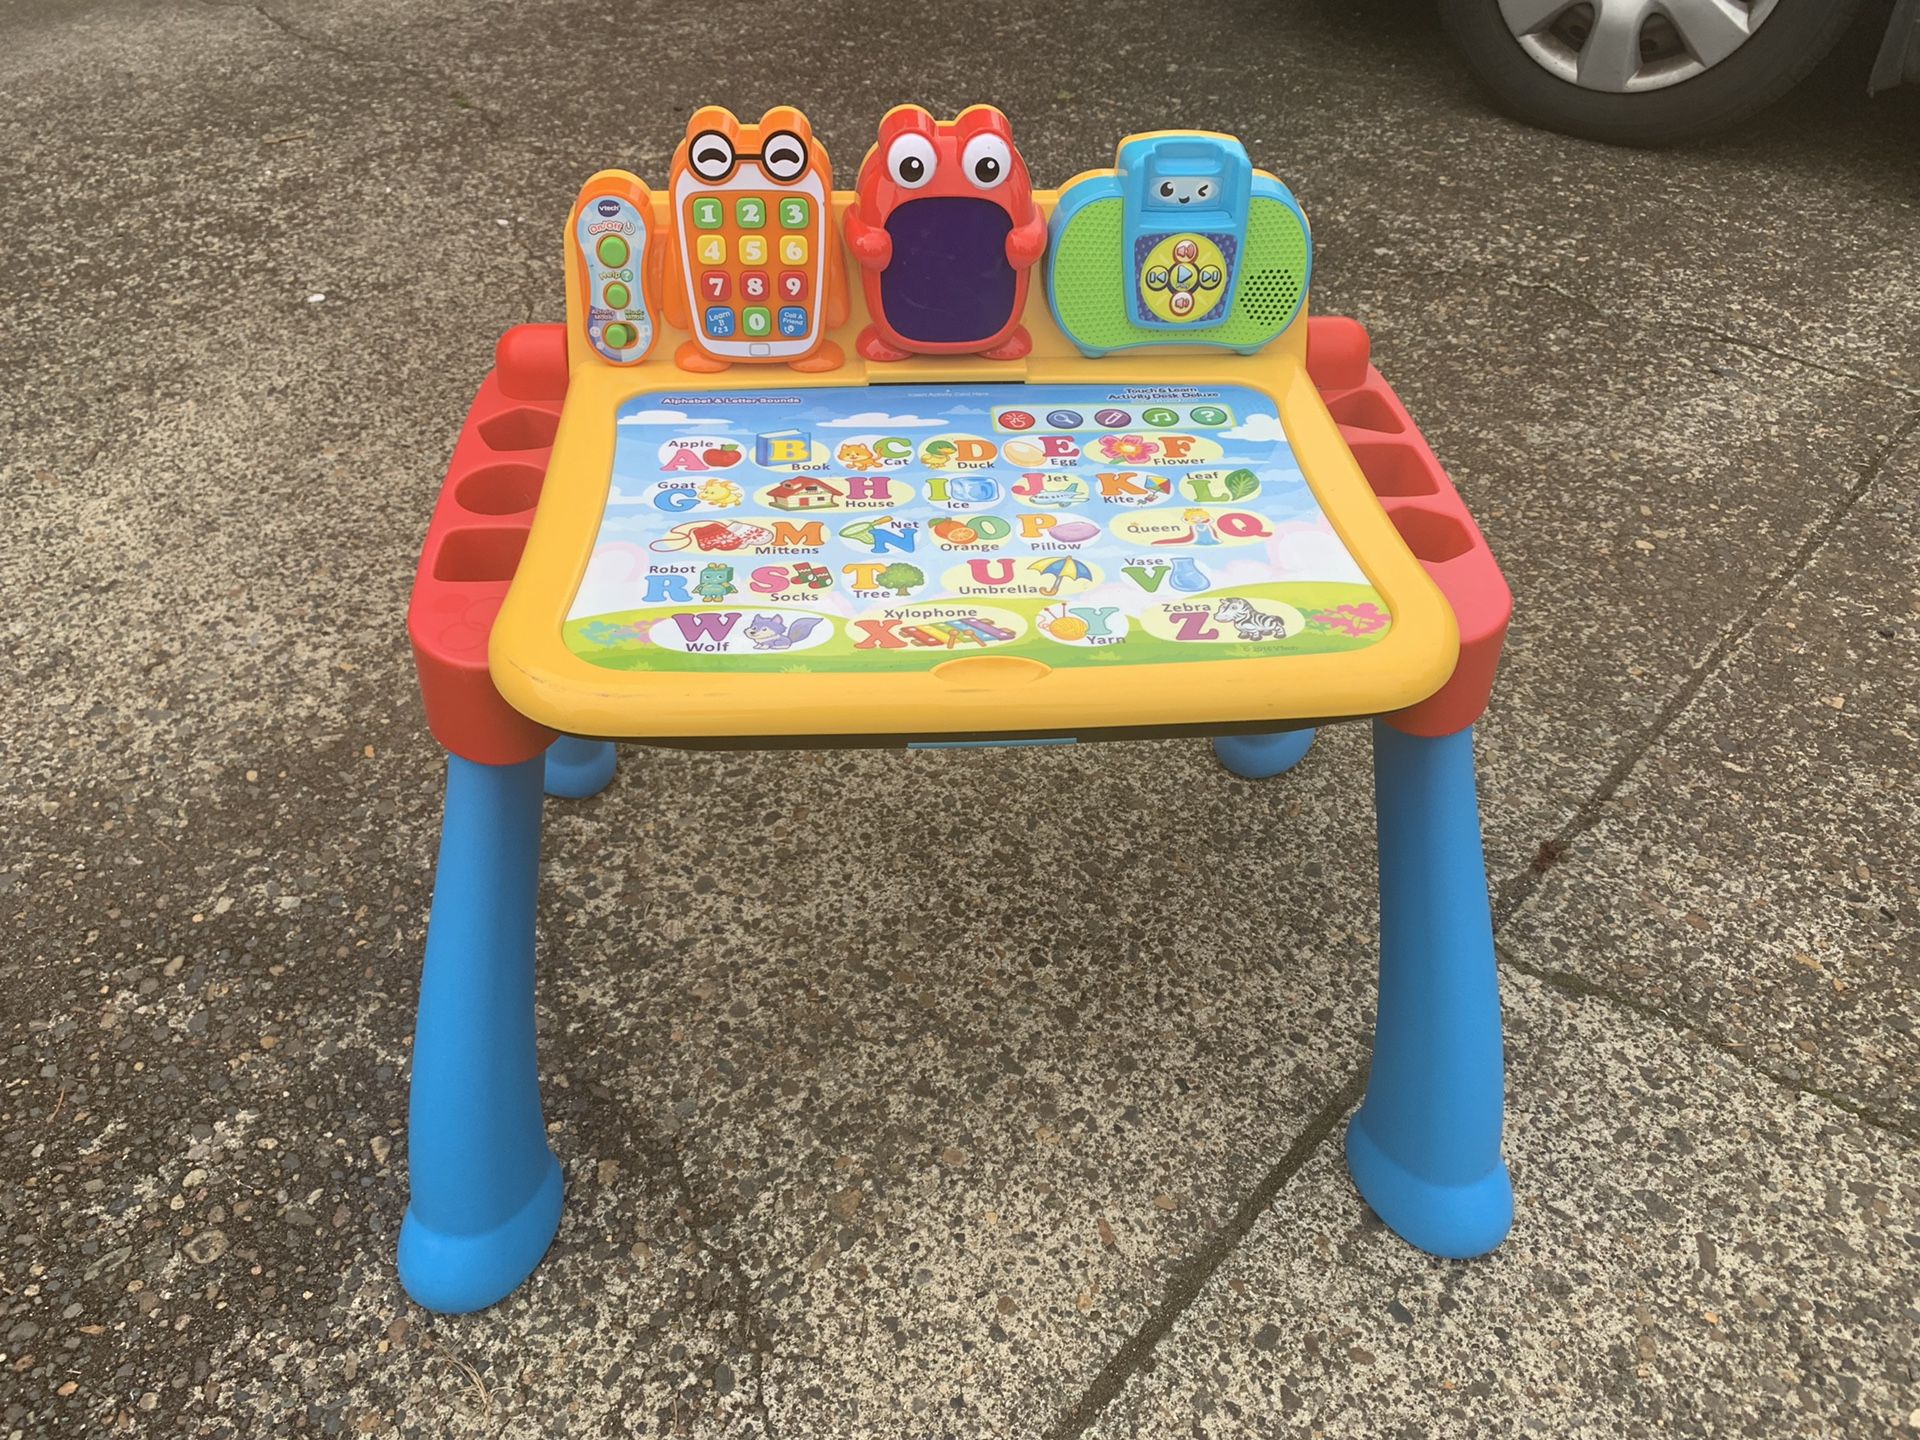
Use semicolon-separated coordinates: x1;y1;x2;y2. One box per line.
1170;556;1210;593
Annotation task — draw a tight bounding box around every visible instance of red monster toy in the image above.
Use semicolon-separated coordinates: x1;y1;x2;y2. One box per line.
842;105;1045;362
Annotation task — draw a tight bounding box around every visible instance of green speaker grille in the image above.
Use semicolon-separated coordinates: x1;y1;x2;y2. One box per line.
1051;195;1309;353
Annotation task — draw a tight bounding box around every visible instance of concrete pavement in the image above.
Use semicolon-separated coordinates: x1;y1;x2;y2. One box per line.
3;0;1916;1435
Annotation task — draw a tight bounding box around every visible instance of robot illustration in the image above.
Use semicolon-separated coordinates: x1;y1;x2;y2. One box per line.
662;105;847;373
842;105;1046;362
1046;131;1311;356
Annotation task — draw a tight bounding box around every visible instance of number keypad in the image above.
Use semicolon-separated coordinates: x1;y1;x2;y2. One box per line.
680;188;817;350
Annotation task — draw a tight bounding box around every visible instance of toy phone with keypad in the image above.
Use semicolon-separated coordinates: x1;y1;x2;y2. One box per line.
564;169;663;368
662;105;846;372
1047;131;1312;357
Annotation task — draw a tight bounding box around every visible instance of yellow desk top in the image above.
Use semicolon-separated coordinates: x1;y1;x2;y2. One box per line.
489;196;1457;742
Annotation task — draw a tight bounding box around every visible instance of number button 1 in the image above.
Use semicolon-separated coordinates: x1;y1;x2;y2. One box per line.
691;197;724;229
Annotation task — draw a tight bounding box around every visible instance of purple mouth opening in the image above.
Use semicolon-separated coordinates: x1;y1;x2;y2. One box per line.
879;196;1015;346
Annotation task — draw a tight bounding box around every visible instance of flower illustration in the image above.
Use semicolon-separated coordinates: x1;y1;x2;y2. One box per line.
580;618;654;648
1093;433;1158;463
1308;603;1390;637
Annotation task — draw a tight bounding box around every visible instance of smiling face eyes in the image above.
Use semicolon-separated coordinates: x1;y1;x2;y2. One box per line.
961;133;1011;189
1150;175;1218;207
690;130;736;182
886;132;938;189
759;130;808;182
686;125;810;184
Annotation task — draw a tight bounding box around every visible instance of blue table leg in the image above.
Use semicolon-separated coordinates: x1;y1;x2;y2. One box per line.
398;753;564;1312
1346;721;1513;1259
1212;727;1317;779
543;735;617;799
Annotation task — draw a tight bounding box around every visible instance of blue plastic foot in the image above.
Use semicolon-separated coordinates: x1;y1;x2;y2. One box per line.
543;736;616;799
1212;728;1317;779
1347;722;1513;1259
400;753;563;1313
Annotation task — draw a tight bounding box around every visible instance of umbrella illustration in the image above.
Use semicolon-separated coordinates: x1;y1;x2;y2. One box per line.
1031;557;1093;596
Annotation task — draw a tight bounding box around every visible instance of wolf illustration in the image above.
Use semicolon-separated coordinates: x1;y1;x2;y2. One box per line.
744;614;824;651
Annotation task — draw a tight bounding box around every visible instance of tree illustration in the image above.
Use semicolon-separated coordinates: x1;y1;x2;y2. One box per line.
876;563;924;596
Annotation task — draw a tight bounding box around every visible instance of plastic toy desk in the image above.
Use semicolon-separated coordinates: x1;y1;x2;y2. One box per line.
403;134;1513;1314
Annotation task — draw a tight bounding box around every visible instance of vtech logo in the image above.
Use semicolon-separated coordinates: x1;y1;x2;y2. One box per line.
595;199;622;217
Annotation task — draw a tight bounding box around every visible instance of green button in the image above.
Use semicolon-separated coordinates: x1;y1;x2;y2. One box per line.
603;280;631;309
692;197;724;229
778;196;811;229
604;321;636;349
735;197;766;228
596;234;630;267
741;306;770;337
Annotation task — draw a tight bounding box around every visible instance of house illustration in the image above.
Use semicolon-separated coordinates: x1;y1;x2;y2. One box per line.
766;477;842;511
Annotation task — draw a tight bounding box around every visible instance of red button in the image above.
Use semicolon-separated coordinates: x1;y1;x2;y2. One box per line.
778;268;809;302
700;269;731;301
740;270;770;302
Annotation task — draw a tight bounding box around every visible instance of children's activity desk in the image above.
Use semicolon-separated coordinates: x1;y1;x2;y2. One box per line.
404;110;1514;1313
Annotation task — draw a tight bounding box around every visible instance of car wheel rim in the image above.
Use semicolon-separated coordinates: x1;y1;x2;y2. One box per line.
1497;0;1779;92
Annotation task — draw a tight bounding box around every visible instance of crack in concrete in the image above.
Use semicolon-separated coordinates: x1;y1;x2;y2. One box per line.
1501;276;1920;398
653;1135;780;1439
1491;403;1920;936
1494;942;1920;1143
1043;1070;1368;1440
248;3;359;64
1042;403;1920;1435
197;0;513;141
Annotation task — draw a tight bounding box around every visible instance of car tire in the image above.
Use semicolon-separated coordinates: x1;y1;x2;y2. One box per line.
1438;0;1869;145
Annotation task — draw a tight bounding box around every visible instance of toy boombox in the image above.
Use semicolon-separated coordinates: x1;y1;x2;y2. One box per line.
1047;131;1312;357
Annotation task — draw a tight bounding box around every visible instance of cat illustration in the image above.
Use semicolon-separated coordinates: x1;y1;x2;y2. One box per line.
1214;596;1290;642
744;614;824;651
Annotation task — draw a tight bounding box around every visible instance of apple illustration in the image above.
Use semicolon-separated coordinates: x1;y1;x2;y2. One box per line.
705;445;742;469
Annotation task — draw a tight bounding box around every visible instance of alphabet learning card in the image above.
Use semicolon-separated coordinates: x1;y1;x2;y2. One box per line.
561;384;1392;673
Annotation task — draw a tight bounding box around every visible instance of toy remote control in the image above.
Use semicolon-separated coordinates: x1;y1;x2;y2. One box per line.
565;169;661;367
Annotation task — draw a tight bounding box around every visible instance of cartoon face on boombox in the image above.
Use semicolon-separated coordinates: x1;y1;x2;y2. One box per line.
1046;131;1312;358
